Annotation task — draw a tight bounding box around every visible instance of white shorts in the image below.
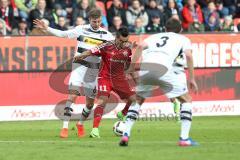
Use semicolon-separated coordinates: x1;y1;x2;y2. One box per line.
136;66;188;99
68;62;98;99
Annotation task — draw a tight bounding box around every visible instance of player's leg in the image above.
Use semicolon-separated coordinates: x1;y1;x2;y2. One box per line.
76;96;95;137
75;67;99;137
117;100;131;121
177;94;198;146
60;63;88;138
60;92;78;138
163;69;198;146
90;78;111;138
89;95;108;138
119;73;155;146
117;75;138;120
170;98;180;121
119;94;145;146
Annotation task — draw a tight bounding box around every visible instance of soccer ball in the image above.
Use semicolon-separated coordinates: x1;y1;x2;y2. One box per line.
113;121;126;136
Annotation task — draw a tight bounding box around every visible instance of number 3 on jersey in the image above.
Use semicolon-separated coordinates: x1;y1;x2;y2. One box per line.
156;36;169;47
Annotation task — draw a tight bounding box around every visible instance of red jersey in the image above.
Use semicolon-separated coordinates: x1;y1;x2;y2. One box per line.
90;41;132;79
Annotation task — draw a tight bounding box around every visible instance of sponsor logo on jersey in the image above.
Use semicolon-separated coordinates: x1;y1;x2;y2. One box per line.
110;58;126;63
83;37;104;46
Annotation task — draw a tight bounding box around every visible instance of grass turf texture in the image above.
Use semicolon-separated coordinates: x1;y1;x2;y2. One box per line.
0;116;239;160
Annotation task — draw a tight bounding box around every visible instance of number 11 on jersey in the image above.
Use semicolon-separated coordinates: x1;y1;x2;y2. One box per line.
99;85;107;92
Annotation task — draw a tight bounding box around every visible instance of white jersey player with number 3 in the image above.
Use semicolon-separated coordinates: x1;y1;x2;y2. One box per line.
119;18;199;147
138;32;191;98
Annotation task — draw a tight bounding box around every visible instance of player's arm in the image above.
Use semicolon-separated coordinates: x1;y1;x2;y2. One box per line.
123;41;138;71
126;42;147;73
73;50;93;63
33;19;79;38
73;43;105;63
124;61;131;70
185;49;198;93
126;43;146;84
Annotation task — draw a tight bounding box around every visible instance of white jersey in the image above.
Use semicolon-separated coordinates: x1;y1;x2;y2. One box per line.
141;32;191;70
47;24;114;63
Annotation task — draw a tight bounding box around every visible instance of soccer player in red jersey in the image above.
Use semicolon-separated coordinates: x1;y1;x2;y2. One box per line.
73;26;136;138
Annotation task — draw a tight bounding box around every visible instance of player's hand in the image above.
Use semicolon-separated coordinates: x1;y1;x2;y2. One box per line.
73;55;86;63
73;56;82;63
33;19;48;30
189;79;198;93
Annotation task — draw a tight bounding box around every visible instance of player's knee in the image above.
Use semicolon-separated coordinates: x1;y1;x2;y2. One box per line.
178;94;192;103
68;91;79;101
86;103;94;110
96;98;107;107
180;103;192;121
136;95;145;105
128;95;137;104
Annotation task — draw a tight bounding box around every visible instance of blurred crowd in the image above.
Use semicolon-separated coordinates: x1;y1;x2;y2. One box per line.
1;0;240;36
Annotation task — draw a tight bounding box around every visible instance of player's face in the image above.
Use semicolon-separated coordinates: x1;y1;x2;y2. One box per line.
115;35;129;49
89;17;102;30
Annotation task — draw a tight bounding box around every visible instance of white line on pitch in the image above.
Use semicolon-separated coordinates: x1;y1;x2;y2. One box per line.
0;140;239;144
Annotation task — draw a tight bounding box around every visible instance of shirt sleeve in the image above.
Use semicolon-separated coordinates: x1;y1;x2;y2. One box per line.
47;25;82;39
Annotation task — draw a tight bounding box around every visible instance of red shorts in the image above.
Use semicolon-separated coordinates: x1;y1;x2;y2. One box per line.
97;77;135;99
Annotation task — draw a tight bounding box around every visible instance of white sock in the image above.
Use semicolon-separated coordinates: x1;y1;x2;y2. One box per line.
124;102;141;137
180;103;192;139
78;106;91;125
62;103;74;129
63;120;69;129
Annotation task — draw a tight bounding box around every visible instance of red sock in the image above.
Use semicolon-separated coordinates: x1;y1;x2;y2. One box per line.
122;101;132;116
93;105;104;128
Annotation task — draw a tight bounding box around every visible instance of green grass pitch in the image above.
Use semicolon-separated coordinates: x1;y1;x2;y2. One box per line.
0;116;239;160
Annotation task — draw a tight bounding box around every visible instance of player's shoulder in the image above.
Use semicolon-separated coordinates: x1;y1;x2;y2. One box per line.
177;33;190;40
171;32;190;40
165;32;191;43
99;27;114;39
99;27;112;35
178;34;191;45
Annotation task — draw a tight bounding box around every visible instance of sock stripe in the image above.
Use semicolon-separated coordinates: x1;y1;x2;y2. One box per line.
82;109;89;114
180;117;192;121
126;115;137;120
82;109;90;117
64;112;71;117
180;111;192;115
64;107;73;112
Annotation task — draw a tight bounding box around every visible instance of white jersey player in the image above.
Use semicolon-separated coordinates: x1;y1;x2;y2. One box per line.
34;9;114;138
137;31;191;98
119;18;199;147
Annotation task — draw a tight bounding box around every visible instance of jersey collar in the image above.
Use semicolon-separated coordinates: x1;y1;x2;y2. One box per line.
89;25;101;32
